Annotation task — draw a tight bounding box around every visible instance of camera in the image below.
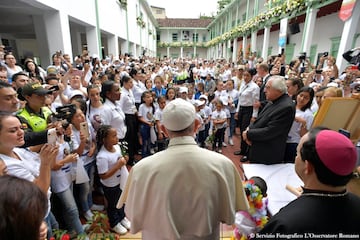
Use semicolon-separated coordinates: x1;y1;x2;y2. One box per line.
56;50;62;56
48;85;60;92
323;52;329;57
49;104;76;124
299;52;306;61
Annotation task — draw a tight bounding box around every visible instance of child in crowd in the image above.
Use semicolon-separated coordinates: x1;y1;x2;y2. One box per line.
194;82;205;100
234;176;268;240
194;99;206;148
138;91;155;158
152;75;167;100
96;125;130;235
211;99;227;153
50;124;84;237
154;96;168;151
199;95;212;146
213;80;226;101
219;95;231;148
225;79;239;146
70;107;97;221
145;79;153;91
165;87;176;103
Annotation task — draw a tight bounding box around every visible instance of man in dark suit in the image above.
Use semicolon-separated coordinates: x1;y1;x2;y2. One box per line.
242;76;295;164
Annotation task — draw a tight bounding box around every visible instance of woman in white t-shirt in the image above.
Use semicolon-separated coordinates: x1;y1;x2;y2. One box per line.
0;114;59;237
96;125;130;235
284;87;315;163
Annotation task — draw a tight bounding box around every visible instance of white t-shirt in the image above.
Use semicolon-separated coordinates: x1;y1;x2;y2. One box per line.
87;104;105;133
138;104;154;122
196;112;205;131
96;145;123;187
154;108;164;123
211;109;227;129
51;140;73;193
1;147;51;216
287;109;314;144
72;126;95;166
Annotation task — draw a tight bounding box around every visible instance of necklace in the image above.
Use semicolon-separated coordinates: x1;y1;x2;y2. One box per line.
301;191;348;198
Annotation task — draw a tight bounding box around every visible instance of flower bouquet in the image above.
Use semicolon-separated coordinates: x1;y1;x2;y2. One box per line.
234;179;268;240
118;140;129;162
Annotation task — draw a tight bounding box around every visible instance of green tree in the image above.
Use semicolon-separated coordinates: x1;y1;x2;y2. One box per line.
217;0;231;12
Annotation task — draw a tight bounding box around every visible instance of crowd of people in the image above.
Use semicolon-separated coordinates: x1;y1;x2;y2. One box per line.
0;43;359;239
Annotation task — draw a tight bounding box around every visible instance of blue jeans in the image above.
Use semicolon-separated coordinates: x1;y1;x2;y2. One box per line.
45;211;59;239
55;187;84;235
229;112;236;138
140;124;151;158
84;161;95;208
103;184;125;228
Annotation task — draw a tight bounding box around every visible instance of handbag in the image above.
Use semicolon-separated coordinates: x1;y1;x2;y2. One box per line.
75;157;90;184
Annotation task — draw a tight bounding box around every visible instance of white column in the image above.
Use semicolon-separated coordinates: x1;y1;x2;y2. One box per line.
167;47;170;58
180;47;183;58
337;0;360;72
301;8;319;54
120;40;127;55
251;32;257;53
242;36;247;53
193;46;197;58
45;11;73;60
86;26;101;58
34;11;73;66
70;29;82;58
107;34;119;57
33;15;50;66
232;38;238;63
262;26;270;59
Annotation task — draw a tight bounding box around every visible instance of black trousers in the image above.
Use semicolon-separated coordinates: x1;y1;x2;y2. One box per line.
103;184;125;228
238;106;253;155
125;114;137;164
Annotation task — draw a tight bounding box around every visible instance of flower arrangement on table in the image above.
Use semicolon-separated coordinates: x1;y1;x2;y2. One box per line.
233;179;268;240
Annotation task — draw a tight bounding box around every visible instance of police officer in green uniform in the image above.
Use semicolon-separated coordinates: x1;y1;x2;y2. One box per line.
17;82;52;132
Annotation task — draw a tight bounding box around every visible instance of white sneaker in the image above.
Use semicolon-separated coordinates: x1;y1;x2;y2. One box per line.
228;138;234;146
91;204;105;211
82;223;90;232
83;210;93;221
112;222;128;235
222;142;227;147
218;149;222;153
150;148;155;154
120;217;131;230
